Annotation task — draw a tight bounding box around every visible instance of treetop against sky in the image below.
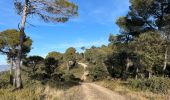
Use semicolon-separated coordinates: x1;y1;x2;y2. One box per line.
0;0;129;64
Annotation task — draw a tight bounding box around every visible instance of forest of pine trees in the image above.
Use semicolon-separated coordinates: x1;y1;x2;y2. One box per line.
0;0;170;99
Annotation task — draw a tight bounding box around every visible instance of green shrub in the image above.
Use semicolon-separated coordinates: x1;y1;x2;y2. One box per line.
127;77;170;94
89;65;109;81
69;65;84;78
63;72;76;82
0;79;9;89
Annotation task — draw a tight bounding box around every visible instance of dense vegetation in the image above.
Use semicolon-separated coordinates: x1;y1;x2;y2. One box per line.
0;0;170;99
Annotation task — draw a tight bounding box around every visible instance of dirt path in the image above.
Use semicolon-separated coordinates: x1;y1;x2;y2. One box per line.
81;83;126;100
78;62;88;69
78;62;89;80
44;62;127;100
44;83;127;100
77;62;126;100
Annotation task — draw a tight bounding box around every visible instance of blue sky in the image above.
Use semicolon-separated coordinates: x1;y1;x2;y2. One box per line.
0;0;130;65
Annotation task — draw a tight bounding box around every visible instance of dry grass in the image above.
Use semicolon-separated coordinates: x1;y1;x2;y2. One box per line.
95;79;170;100
44;84;84;100
0;71;45;100
0;85;44;100
43;85;64;100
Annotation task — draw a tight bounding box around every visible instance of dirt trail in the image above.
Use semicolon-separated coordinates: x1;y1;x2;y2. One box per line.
44;62;127;100
81;83;126;100
78;62;88;69
44;83;127;100
78;62;126;100
78;62;89;81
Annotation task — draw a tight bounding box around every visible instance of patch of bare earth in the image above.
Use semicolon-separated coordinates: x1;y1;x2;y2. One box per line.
44;83;127;100
82;83;127;100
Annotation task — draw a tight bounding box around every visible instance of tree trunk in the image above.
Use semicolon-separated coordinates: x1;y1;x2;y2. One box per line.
13;60;16;87
135;67;139;79
32;64;37;75
163;47;168;72
148;71;152;79
15;0;28;89
126;57;130;72
9;58;13;85
84;53;86;60
33;66;35;74
15;59;22;88
122;57;130;80
67;63;70;71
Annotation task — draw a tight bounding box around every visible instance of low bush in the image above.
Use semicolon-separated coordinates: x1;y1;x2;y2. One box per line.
96;79;120;91
127;77;170;94
0;72;11;89
0;79;9;89
88;64;109;81
63;72;77;82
